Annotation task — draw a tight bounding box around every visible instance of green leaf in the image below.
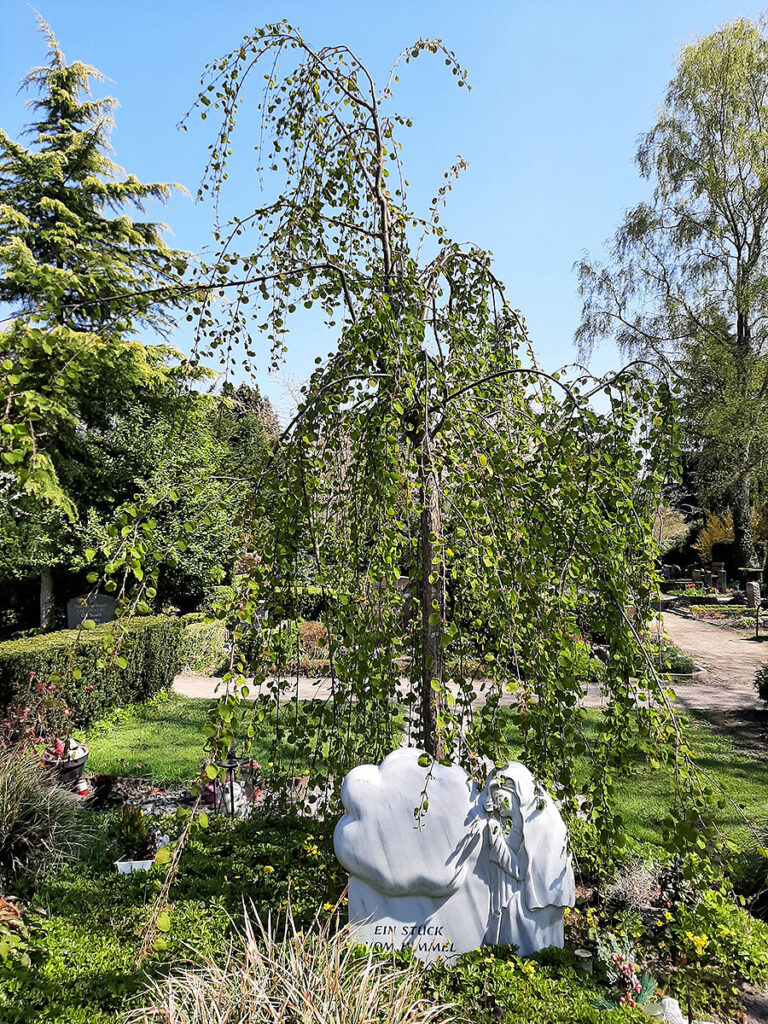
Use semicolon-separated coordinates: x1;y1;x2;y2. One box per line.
156;911;171;932
154;847;172;865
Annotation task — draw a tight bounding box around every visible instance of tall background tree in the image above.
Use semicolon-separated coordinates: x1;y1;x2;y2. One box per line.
576;18;768;569
0;20;198;624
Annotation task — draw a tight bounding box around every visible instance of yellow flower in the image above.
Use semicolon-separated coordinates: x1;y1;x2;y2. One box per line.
563;907;571;918
655;920;663;927
664;911;672;922
263;865;274;874
520;962;536;976
323;902;334;911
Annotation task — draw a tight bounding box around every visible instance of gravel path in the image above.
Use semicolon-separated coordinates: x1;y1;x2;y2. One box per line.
173;612;768;712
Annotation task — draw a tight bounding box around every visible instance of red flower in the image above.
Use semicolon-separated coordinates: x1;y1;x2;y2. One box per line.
85;685;93;692
63;709;70;717
48;685;56;692
38;684;45;692
29;671;35;678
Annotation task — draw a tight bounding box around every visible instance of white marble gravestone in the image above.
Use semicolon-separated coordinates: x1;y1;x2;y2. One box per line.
334;749;575;963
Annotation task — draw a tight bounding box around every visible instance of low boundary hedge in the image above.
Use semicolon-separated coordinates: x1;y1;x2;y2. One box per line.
0;616;184;724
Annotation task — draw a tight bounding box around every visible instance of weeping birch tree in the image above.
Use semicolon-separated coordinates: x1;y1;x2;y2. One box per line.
160;23;703;856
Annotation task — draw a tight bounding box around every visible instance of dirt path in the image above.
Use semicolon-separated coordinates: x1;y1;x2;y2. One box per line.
173;612;768;712
659;612;768;711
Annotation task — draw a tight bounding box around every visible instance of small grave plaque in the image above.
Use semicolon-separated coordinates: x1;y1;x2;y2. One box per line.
66;593;117;628
334;749;575;962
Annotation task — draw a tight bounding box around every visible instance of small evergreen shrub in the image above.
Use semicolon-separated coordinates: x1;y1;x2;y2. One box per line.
0;616;184;723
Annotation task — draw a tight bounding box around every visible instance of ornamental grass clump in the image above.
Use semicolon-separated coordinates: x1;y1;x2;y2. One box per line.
0;751;81;883
129;908;455;1024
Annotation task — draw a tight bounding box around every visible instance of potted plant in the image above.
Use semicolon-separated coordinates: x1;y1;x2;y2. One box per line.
111;805;166;873
41;736;89;791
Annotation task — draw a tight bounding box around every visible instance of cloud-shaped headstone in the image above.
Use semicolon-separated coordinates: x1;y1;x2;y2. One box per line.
334;748;483;898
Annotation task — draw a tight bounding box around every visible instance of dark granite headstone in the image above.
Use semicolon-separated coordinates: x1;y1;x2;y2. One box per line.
67;593;117;628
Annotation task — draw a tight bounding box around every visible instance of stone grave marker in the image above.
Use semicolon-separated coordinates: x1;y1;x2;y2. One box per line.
747;581;761;609
67;593;117;628
334;748;575;963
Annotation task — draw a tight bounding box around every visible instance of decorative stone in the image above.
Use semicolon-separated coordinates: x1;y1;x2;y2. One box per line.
67;593;116;628
691;568;702;584
334;749;575;962
747;581;761;609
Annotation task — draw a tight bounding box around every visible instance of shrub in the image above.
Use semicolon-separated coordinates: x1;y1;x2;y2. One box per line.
756;665;768;705
0;616;184;724
128;910;454;1024
179;618;228;673
422;946;646;1023
0;752;81;884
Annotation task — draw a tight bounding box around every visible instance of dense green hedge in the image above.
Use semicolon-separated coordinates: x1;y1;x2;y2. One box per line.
178;617;228;673
0;617;184;724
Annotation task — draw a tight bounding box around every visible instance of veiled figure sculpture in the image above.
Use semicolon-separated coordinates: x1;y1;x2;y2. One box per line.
483;762;575;956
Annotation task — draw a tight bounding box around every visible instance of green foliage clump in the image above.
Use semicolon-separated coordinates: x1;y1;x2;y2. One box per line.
755;664;768;705
421;947;646;1023
0;752;81;884
178;617;228;674
0;616;183;723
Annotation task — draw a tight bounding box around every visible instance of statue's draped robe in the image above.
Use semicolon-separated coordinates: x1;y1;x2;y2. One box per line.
485;766;575;955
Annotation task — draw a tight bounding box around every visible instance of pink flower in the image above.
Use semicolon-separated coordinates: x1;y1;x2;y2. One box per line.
85;685;93;692
63;709;70;717
48;685;56;692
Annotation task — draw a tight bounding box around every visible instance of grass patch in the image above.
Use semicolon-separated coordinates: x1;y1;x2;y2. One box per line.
85;692;403;784
85;693;212;783
86;696;768;850
494;708;768;849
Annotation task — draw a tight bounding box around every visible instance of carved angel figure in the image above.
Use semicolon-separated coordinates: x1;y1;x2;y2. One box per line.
483;762;575;955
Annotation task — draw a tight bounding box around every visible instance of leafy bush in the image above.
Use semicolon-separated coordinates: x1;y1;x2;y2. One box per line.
0;616;184;724
178;618;228;673
422;946;646;1023
128;910;455;1024
0;752;81;884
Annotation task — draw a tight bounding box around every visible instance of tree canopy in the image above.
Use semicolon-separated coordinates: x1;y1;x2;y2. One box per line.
0;21;206;623
576;17;768;568
158;23;714;864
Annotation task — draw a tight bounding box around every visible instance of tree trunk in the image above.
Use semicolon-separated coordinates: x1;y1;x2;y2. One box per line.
732;474;758;569
40;566;56;629
419;446;444;760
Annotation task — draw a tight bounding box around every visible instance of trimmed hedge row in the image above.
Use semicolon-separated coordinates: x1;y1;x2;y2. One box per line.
0;616;184;724
179;617;229;673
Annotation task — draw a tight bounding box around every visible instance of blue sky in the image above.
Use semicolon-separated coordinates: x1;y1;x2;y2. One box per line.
2;0;765;414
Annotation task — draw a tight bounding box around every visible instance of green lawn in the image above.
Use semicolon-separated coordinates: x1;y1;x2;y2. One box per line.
85;692;402;784
86;695;768;850
85;694;212;782
493;708;768;850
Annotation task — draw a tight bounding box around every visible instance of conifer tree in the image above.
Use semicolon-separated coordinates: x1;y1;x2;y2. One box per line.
0;20;194;625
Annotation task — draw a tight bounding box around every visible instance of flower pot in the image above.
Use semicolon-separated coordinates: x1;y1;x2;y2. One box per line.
114;858;154;874
42;742;89;791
